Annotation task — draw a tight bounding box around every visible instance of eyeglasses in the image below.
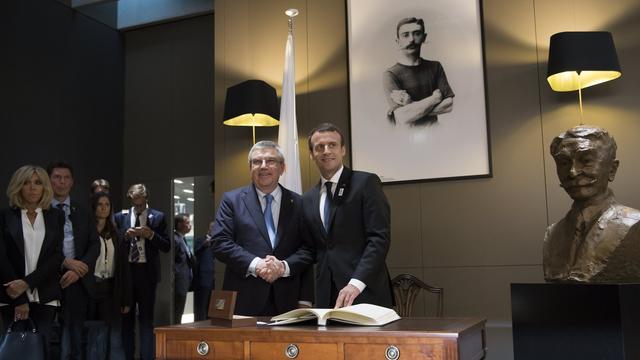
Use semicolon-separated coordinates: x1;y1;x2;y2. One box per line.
250;158;281;167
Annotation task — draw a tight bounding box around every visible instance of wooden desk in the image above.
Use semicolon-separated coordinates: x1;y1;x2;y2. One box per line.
155;318;486;360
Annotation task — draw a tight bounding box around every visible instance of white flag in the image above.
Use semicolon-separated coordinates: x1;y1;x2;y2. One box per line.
278;31;302;194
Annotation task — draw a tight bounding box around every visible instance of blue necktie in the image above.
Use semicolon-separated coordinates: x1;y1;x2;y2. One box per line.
264;194;276;247
323;182;333;231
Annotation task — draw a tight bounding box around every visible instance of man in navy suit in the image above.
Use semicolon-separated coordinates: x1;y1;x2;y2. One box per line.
211;141;314;316
302;123;394;309
114;184;170;360
173;213;194;324
47;161;99;360
192;221;215;321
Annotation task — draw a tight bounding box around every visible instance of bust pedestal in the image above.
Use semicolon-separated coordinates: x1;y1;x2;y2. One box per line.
511;283;640;360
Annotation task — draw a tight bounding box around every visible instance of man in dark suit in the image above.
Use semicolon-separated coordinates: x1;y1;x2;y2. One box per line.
173;213;194;324
192;222;215;321
47;162;100;360
302;123;394;309
211;141;314;316
114;184;170;360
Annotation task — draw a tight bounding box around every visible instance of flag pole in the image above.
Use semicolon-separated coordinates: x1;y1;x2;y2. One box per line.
278;8;303;194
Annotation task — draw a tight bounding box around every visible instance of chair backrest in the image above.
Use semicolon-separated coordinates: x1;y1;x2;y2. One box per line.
391;274;444;317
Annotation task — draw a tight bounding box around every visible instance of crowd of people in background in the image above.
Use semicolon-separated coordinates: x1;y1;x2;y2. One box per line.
0;162;216;360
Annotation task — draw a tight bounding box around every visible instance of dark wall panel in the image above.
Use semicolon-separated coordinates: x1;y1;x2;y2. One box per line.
0;0;124;207
123;14;214;325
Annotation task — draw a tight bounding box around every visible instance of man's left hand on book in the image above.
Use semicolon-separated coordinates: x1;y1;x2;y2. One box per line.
334;284;361;309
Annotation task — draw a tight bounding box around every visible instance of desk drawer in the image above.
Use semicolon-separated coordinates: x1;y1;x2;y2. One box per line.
165;340;243;359
251;341;338;360
345;343;443;360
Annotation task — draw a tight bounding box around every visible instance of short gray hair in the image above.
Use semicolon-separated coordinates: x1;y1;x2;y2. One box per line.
247;140;285;163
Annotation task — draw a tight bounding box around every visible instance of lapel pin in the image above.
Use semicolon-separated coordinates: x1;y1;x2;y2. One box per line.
338;188;344;197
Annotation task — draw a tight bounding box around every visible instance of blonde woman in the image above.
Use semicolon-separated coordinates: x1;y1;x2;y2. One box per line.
0;165;65;356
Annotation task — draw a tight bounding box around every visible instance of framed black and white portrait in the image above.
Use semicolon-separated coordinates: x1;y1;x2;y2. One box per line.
347;0;491;183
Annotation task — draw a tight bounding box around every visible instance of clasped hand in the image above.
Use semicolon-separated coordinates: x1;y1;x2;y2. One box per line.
125;226;153;239
60;258;89;288
3;279;29;299
256;255;285;283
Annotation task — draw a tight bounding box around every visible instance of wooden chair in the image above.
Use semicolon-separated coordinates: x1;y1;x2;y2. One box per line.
391;274;444;317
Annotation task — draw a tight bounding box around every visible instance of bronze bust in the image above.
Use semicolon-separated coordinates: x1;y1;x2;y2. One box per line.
544;125;640;282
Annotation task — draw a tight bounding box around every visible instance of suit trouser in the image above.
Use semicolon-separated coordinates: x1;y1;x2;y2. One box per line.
174;291;187;325
60;282;88;360
1;303;57;360
193;286;212;321
122;263;156;360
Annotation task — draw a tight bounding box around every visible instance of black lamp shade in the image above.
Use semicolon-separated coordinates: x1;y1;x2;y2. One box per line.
223;80;279;126
547;31;621;92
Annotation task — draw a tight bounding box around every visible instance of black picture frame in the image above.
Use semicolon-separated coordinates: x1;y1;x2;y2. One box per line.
346;0;492;183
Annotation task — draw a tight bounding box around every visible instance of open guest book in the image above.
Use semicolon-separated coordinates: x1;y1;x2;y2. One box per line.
269;303;400;326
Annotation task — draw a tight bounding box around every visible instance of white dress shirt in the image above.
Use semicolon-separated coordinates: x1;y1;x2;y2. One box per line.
247;186;291;278
319;166;366;293
128;206;148;263
94;235;115;279
22;208;59;306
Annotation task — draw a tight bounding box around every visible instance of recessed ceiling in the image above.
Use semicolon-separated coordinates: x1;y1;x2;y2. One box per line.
58;0;213;31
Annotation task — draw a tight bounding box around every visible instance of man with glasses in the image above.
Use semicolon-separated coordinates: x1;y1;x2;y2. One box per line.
211;141;313;316
302;123;394;309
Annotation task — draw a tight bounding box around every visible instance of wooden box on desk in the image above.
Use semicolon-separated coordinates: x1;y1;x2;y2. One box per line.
511;283;640;360
154;318;486;359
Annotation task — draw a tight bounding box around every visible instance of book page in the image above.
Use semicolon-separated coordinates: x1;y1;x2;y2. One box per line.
269;304;400;326
270;308;333;325
327;304;400;326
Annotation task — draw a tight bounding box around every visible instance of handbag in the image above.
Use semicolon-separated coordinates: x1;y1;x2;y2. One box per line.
0;318;46;360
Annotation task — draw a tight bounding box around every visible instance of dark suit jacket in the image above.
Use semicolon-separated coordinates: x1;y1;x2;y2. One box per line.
211;184;314;316
193;234;215;290
302;166;394;308
68;200;100;292
114;208;170;283
0;207;65;306
174;231;194;296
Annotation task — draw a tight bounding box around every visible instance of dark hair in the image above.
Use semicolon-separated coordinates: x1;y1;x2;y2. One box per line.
90;179;111;194
90;191;118;240
46;161;74;177
396;17;425;38
307;123;346;151
174;213;190;230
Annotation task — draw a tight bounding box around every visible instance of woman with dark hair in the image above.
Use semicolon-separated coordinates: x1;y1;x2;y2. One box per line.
85;191;131;360
0;165;65;357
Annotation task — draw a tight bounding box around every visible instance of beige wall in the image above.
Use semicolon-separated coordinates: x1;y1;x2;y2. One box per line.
214;1;640;358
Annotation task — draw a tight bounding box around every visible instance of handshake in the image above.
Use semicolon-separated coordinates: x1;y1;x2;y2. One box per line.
255;255;286;283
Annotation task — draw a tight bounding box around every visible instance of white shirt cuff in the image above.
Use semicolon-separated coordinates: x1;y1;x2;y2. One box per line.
348;278;366;293
298;301;312;307
247;257;260;277
282;260;290;277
